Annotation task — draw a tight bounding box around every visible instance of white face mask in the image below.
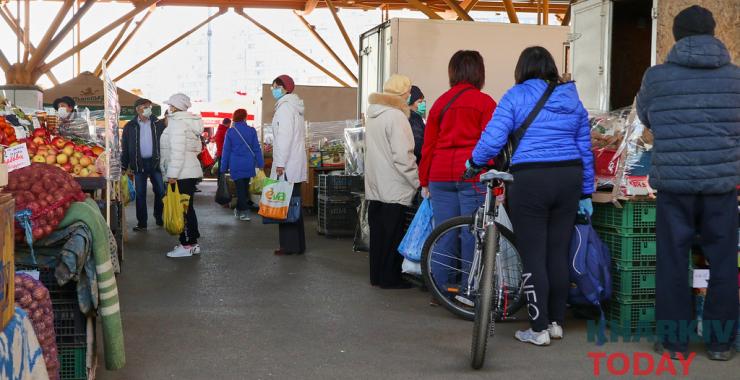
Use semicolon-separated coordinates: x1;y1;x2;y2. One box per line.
57;108;69;118
142;107;152;118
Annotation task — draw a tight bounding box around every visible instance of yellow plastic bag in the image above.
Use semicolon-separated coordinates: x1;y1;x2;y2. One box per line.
250;169;267;195
120;176;131;206
163;183;190;235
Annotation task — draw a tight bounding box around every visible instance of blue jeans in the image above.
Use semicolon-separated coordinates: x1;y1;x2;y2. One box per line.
428;181;486;290
134;158;165;227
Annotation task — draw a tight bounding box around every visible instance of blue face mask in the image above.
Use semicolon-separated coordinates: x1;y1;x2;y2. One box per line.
272;87;284;100
416;101;427;116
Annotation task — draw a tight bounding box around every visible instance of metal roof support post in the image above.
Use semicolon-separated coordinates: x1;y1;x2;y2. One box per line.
404;0;443;20
32;0;95;69
41;0;159;73
105;5;156;72
325;0;358;65
295;12;357;84
114;8;226;82
28;0;74;72
94;18;134;76
443;0;474;21
502;0;520;23
235;9;351;88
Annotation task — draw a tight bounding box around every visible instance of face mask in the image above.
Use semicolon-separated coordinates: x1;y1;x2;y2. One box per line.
57;108;69;118
168;106;177;114
142;107;152;118
272;87;284;100
416;101;427;116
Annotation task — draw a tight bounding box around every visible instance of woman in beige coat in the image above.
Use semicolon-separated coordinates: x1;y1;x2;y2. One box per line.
364;74;420;289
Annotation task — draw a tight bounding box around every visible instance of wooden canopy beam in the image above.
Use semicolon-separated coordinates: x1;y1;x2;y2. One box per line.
28;0;74;72
561;1;571;26
295;12;357;84
105;5;155;72
235;8;351;88
94;18;133;77
325;0;358;64
543;0;549;25
114;8;226;82
300;0;319;15
405;0;442;20
443;0;473;21
0;5;59;85
41;0;159;74
22;0;30;64
34;0;95;69
502;0;519;23
462;0;479;12
0;49;11;73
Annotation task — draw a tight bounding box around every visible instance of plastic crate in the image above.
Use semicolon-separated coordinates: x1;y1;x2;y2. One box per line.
58;345;87;380
15;263;76;300
612;265;656;297
593;201;656;235
317;175;363;197
317;195;358;237
607;301;655;332
598;230;656;268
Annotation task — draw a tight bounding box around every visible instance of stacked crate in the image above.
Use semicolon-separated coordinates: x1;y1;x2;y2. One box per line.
593;201;657;332
317;175;363;237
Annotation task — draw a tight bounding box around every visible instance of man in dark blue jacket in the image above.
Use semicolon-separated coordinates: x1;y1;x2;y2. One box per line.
121;98;166;231
636;5;739;361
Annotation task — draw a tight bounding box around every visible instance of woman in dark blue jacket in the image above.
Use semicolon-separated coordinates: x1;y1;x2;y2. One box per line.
220;109;265;221
470;47;594;346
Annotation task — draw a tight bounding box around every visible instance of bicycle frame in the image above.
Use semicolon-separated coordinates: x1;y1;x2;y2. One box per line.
465;179;504;304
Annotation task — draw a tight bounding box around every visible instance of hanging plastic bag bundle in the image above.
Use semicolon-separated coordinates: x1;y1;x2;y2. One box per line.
398;198;433;262
120;175;136;206
249;169;267;195
214;172;231;205
258;177;295;222
163;182;189;235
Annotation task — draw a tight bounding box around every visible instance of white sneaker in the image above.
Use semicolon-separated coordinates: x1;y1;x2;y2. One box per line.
239;211;251;221
514;328;551;346
166;244;195;258
548;322;563;339
191;244;201;255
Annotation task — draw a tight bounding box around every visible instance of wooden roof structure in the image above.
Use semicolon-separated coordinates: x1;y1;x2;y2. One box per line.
1;0;572;87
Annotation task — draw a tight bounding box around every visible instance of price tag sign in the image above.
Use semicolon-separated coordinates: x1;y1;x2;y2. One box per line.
692;269;710;289
12;125;27;140
2;143;31;172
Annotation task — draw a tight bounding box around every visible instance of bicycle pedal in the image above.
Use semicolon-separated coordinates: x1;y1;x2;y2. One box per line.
454;295;475;307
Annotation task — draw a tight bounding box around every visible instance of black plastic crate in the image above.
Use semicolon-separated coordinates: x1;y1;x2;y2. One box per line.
15;263;76;300
318;195;358;237
318;175;364;197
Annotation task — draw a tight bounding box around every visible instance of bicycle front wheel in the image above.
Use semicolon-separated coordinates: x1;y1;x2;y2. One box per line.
471;223;497;370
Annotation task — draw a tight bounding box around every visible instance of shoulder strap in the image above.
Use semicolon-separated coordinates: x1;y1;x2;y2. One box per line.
510;81;558;153
232;125;257;161
437;87;473;126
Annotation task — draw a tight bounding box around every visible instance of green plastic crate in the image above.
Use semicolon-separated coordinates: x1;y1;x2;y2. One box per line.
608;301;655;331
593;201;656;235
612;265;656;296
599;230;656;268
58;346;86;380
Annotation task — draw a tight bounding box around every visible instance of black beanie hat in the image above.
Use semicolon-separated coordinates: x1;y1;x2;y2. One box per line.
408;85;424;105
134;98;152;108
673;5;715;41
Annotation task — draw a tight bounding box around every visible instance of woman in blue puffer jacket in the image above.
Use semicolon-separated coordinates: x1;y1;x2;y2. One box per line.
221;109;265;221
469;46;594;347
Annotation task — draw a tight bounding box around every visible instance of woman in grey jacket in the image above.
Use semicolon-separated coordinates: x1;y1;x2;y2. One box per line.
364;74;420;289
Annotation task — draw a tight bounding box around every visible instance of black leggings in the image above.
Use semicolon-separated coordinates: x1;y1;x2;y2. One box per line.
507;164;582;332
176;178;200;245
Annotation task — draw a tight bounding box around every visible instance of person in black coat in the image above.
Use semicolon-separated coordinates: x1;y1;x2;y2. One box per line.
407;85;426;164
636;5;740;361
121;98;167;231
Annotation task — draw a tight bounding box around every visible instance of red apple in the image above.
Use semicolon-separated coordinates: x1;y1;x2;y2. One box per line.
32;129;47;138
62;145;74;156
74;145;86;152
32;136;45;145
45;154;56;165
91;146;104;156
80;156;92;167
52;136;66;149
62;163;73;172
56;153;69;165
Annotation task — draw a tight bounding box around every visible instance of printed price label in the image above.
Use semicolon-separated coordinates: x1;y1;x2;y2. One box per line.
2;143;31;172
692;269;710;288
12;125;27;140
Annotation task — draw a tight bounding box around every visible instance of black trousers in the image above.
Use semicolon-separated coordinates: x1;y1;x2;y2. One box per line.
176;178;200;245
279;183;306;254
234;178;251;212
656;190;738;352
368;201;407;287
508;164;582;332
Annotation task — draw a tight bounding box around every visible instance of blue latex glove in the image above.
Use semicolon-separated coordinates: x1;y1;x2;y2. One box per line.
578;198;593;216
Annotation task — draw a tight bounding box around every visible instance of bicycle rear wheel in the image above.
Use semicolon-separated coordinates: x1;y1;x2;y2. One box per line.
471;224;497;370
421;216;523;321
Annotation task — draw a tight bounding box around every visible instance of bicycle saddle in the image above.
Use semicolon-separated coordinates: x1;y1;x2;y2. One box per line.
480;170;514;183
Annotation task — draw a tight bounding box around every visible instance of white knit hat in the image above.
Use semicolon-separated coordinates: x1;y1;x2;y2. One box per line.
164;93;191;111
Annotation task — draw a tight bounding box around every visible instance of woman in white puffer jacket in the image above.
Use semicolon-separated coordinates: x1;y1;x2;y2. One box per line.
160;93;204;258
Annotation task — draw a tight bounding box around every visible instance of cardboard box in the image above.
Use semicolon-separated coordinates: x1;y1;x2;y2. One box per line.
0;163;7;188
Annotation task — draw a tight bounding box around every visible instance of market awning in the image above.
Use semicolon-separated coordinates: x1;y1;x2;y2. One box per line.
42;71;160;119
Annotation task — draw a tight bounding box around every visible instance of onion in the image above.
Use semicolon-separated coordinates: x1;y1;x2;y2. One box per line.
19;294;32;306
32;287;47;301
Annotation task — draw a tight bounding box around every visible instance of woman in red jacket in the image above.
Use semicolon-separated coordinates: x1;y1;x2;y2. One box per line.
419;50;496;296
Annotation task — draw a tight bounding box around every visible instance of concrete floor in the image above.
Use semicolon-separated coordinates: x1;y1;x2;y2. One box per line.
97;181;739;380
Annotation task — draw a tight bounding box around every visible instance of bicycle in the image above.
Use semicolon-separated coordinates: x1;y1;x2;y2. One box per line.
420;168;522;370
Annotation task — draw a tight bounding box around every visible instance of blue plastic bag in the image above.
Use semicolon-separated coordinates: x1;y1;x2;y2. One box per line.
398;198;433;262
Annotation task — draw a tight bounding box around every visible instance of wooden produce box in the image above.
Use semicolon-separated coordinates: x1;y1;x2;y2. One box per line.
0;193;14;331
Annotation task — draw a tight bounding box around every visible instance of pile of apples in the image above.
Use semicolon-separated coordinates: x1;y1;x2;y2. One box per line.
28;129;104;177
0;116;18;145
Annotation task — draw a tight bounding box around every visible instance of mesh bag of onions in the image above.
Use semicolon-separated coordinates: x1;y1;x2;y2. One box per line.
7;163;86;242
15;273;60;380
